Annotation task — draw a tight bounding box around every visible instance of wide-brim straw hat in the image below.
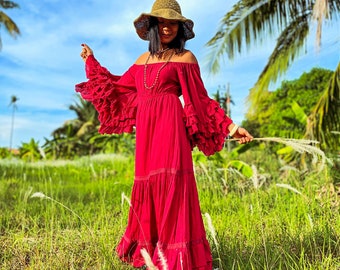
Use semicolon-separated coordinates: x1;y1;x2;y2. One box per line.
134;0;195;41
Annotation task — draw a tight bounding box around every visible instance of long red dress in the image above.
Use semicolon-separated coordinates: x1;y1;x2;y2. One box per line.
76;55;232;269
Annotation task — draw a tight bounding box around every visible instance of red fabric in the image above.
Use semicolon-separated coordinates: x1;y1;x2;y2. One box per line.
75;55;137;134
178;63;233;156
76;57;233;269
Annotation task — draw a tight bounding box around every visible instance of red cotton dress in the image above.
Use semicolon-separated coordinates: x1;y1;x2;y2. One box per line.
76;54;232;269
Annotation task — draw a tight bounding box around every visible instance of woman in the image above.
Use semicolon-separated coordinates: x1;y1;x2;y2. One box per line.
76;0;253;269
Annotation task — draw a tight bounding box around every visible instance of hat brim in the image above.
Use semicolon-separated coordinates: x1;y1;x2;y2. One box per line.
134;12;195;41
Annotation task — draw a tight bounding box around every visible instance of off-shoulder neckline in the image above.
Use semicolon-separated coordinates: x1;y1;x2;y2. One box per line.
132;61;199;67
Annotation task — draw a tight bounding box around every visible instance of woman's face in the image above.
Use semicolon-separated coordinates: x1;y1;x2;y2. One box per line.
157;18;179;46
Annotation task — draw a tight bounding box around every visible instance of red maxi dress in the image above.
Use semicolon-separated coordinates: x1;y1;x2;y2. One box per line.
76;55;232;269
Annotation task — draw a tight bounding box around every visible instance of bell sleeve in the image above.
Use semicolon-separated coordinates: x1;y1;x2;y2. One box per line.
75;55;137;134
178;63;233;156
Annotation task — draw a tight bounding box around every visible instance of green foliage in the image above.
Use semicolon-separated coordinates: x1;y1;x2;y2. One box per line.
42;95;102;159
19;138;43;162
0;147;11;159
42;95;136;159
291;100;307;125
226;160;253;178
307;62;340;150
244;67;333;140
90;133;136;155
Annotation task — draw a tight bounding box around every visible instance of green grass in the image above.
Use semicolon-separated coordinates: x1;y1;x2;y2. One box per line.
0;151;339;269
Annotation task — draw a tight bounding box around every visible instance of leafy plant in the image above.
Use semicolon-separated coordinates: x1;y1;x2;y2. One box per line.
19;138;42;162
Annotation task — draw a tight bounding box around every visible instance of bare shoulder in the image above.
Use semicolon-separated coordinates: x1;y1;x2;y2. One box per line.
134;52;149;65
134;50;198;64
173;50;198;64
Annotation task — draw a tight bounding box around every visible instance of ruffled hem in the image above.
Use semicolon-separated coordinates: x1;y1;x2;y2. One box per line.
116;236;155;268
75;56;137;134
117;236;213;269
184;99;232;156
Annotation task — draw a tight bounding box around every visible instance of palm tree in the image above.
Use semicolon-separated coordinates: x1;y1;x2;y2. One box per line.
47;95;100;158
206;0;339;105
8;95;18;151
51;95;99;138
206;0;340;149
0;0;20;49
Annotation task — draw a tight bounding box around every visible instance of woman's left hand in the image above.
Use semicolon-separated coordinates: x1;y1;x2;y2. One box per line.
233;127;253;144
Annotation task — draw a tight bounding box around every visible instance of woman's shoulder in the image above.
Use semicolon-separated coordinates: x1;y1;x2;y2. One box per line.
133;50;198;65
173;49;198;64
134;52;150;65
173;50;198;64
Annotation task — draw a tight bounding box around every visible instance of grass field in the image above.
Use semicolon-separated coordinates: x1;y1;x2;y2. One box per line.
0;149;339;269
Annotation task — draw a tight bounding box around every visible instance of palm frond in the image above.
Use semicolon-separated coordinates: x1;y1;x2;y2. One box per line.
206;0;276;72
313;0;330;50
319;0;340;19
247;15;310;113
205;0;313;73
0;0;19;9
328;0;340;17
0;11;20;36
69;95;98;123
306;62;340;149
0;1;20;50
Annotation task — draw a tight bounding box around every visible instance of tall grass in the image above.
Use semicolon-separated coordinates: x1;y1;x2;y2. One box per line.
0;154;134;269
196;148;340;270
0;150;339;269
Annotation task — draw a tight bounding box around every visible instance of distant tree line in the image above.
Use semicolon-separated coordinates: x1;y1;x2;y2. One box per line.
1;66;338;162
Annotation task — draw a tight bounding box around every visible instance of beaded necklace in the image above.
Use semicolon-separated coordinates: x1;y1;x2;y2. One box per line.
144;50;174;90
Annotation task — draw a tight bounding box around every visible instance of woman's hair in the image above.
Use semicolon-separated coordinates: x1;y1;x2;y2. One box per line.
147;16;186;56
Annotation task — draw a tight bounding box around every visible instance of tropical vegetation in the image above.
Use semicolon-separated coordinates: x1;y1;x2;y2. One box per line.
39;95;135;160
207;0;339;96
243;67;333;139
306;63;340;150
1;65;338;161
207;0;340;150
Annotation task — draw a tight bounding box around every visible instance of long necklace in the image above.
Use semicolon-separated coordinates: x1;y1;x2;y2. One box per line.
144;50;174;90
157;47;170;54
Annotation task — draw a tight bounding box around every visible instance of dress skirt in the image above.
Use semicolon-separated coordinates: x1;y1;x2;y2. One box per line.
116;92;213;269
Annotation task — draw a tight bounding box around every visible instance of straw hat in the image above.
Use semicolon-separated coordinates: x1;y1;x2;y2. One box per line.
134;0;195;41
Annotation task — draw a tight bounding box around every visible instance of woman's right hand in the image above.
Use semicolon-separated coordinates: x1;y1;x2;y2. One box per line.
80;43;93;62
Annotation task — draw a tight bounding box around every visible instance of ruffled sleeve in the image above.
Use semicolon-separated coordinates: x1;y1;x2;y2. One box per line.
75;55;137;134
178;63;233;156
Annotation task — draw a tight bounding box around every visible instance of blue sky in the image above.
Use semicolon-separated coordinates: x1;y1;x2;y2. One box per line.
0;0;339;149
